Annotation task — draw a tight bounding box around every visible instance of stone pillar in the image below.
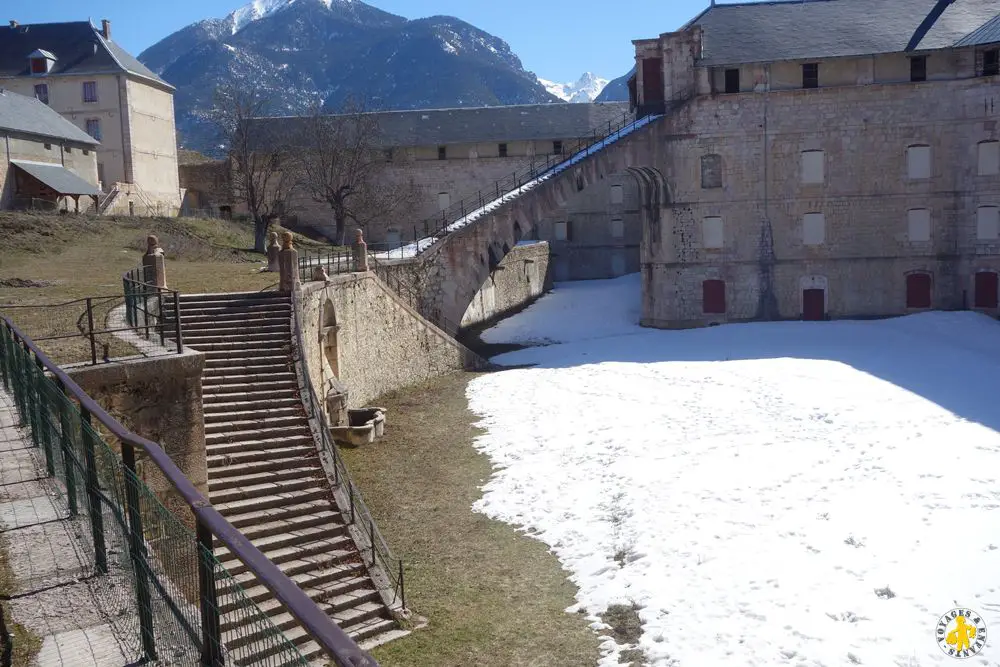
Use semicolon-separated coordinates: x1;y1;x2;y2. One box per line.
353;228;369;272
278;232;299;293
142;234;167;288
266;231;281;272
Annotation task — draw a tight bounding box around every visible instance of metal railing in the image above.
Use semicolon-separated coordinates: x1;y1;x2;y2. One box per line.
288;288;407;613
297;248;360;278
122;264;184;355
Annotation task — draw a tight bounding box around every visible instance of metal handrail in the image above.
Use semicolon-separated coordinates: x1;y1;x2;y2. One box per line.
288;286;407;611
121;265;184;355
0;315;378;667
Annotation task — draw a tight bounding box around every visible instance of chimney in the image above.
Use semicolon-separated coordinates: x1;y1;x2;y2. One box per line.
101;19;110;40
9;20;17;28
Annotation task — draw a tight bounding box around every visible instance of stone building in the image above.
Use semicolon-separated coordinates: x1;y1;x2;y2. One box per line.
0;19;181;215
629;0;1000;328
260;102;640;281
0;88;99;211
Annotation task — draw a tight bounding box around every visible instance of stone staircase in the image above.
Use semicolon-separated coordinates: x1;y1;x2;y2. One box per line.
165;291;398;664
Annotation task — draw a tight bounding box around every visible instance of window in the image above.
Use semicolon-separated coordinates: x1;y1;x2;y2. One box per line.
906;273;932;309
33;83;48;105
553;140;563;155
907;209;931;242
906;145;931;180
30;58;47;74
984;49;999;77
82;81;98;103
383;149;393;162
610;218;624;239
910;56;927;82
86;118;102;141
437;145;446;160
498;143;508;158
977;206;1000;240
43;143;51;151
978;141;1000;176
702;216;724;248
802;63;819;89
438;192;450;211
65;146;72;154
975;271;999;308
702;280;726;314
801;150;825;184
554;221;571;241
610;184;624;205
83;149;89;156
701;154;722;189
611;252;626;277
803;212;825;245
724;68;740;94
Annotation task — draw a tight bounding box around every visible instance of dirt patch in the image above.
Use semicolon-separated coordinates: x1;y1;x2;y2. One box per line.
0;533;43;667
341;372;600;667
0;278;56;288
601;602;644;646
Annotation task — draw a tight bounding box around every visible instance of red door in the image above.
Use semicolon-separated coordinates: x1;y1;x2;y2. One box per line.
702;280;726;314
906;273;932;309
975;271;999;308
803;289;826;321
642;58;664;104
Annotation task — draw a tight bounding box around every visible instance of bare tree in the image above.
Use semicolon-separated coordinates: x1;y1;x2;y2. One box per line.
294;101;417;246
211;83;297;252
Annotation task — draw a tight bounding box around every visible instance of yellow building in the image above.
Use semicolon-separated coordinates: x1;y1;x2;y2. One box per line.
0;19;180;215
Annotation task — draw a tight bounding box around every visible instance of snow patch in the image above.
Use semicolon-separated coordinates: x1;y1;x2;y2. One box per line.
229;0;344;33
469;278;1000;666
539;72;610;103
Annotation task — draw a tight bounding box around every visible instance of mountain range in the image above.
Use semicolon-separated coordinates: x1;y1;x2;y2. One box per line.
538;72;609;104
140;0;564;152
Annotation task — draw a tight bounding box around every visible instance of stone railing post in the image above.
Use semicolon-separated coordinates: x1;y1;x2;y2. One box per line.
278;232;299;293
266;231;280;272
142;235;167;288
353;228;369;272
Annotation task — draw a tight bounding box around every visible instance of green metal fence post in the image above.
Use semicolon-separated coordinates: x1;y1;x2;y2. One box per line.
21;344;39;447
196;519;223;667
0;324;9;391
32;354;56;476
121;441;157;661
56;381;79;516
79;407;107;575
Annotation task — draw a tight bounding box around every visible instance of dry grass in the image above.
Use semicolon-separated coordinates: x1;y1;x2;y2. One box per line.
341;372;600;667
0;212;331;365
0;534;42;667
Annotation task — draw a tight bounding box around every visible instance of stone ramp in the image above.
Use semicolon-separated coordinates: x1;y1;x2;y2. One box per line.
0;390;134;666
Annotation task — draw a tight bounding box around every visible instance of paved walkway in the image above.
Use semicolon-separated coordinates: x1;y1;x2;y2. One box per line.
0;388;134;666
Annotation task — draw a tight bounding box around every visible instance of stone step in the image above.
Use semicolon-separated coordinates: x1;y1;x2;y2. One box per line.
201;398;300;415
208;464;320;492
224;536;356;584
175;294;289;308
215;523;348;571
204;355;290;370
203;406;303;425
203;366;293;380
224;500;337;532
218;561;365;612
207;442;316;472
177;324;290;339
202;383;298;401
204;414;306;436
200;347;291;361
184;331;289;346
202;372;297;386
206;426;313;449
215;486;330;516
174;312;290;327
185;339;290;352
174;300;291;314
289;618;400;665
210;476;327;506
206;434;315;457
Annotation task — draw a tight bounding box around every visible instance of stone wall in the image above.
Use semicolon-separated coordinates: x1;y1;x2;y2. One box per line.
0;131;99;210
299;271;483;412
66;351;208;502
460;241;552;327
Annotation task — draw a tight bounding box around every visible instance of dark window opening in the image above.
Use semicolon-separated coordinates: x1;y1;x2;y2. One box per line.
437;145;447;160
701;154;722;189
553;140;563;155
43;143;51;150
802;63;819;89
383;149;393;162
30;58;46;74
498;143;508;158
702;280;726;314
984;49;999;77
975;271;999;309
724;68;740;94
906;273;932;309
82;81;98;103
34;84;48;104
910;56;927;82
65;146;72;154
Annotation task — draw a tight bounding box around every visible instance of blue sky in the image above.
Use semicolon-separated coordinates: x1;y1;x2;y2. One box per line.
18;0;716;82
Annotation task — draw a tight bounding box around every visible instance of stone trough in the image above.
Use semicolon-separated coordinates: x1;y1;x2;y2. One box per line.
330;407;387;447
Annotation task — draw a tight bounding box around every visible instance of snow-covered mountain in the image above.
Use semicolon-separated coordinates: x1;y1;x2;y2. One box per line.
537;72;609;104
139;0;559;153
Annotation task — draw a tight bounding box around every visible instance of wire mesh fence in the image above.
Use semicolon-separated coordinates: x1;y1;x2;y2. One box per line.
0;318;325;666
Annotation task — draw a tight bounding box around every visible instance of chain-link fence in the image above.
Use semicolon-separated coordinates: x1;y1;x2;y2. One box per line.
0;317;377;666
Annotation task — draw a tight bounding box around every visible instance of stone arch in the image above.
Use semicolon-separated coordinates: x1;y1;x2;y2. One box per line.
320;298;340;378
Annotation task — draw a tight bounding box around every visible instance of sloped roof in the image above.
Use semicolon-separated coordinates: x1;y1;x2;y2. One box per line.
0;89;98;145
685;0;1000;66
954;12;1000;47
12;160;99;196
0;21;171;89
251;102;633;149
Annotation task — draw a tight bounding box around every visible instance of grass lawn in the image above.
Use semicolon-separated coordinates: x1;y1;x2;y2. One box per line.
342;372;600;667
0;212;329;364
